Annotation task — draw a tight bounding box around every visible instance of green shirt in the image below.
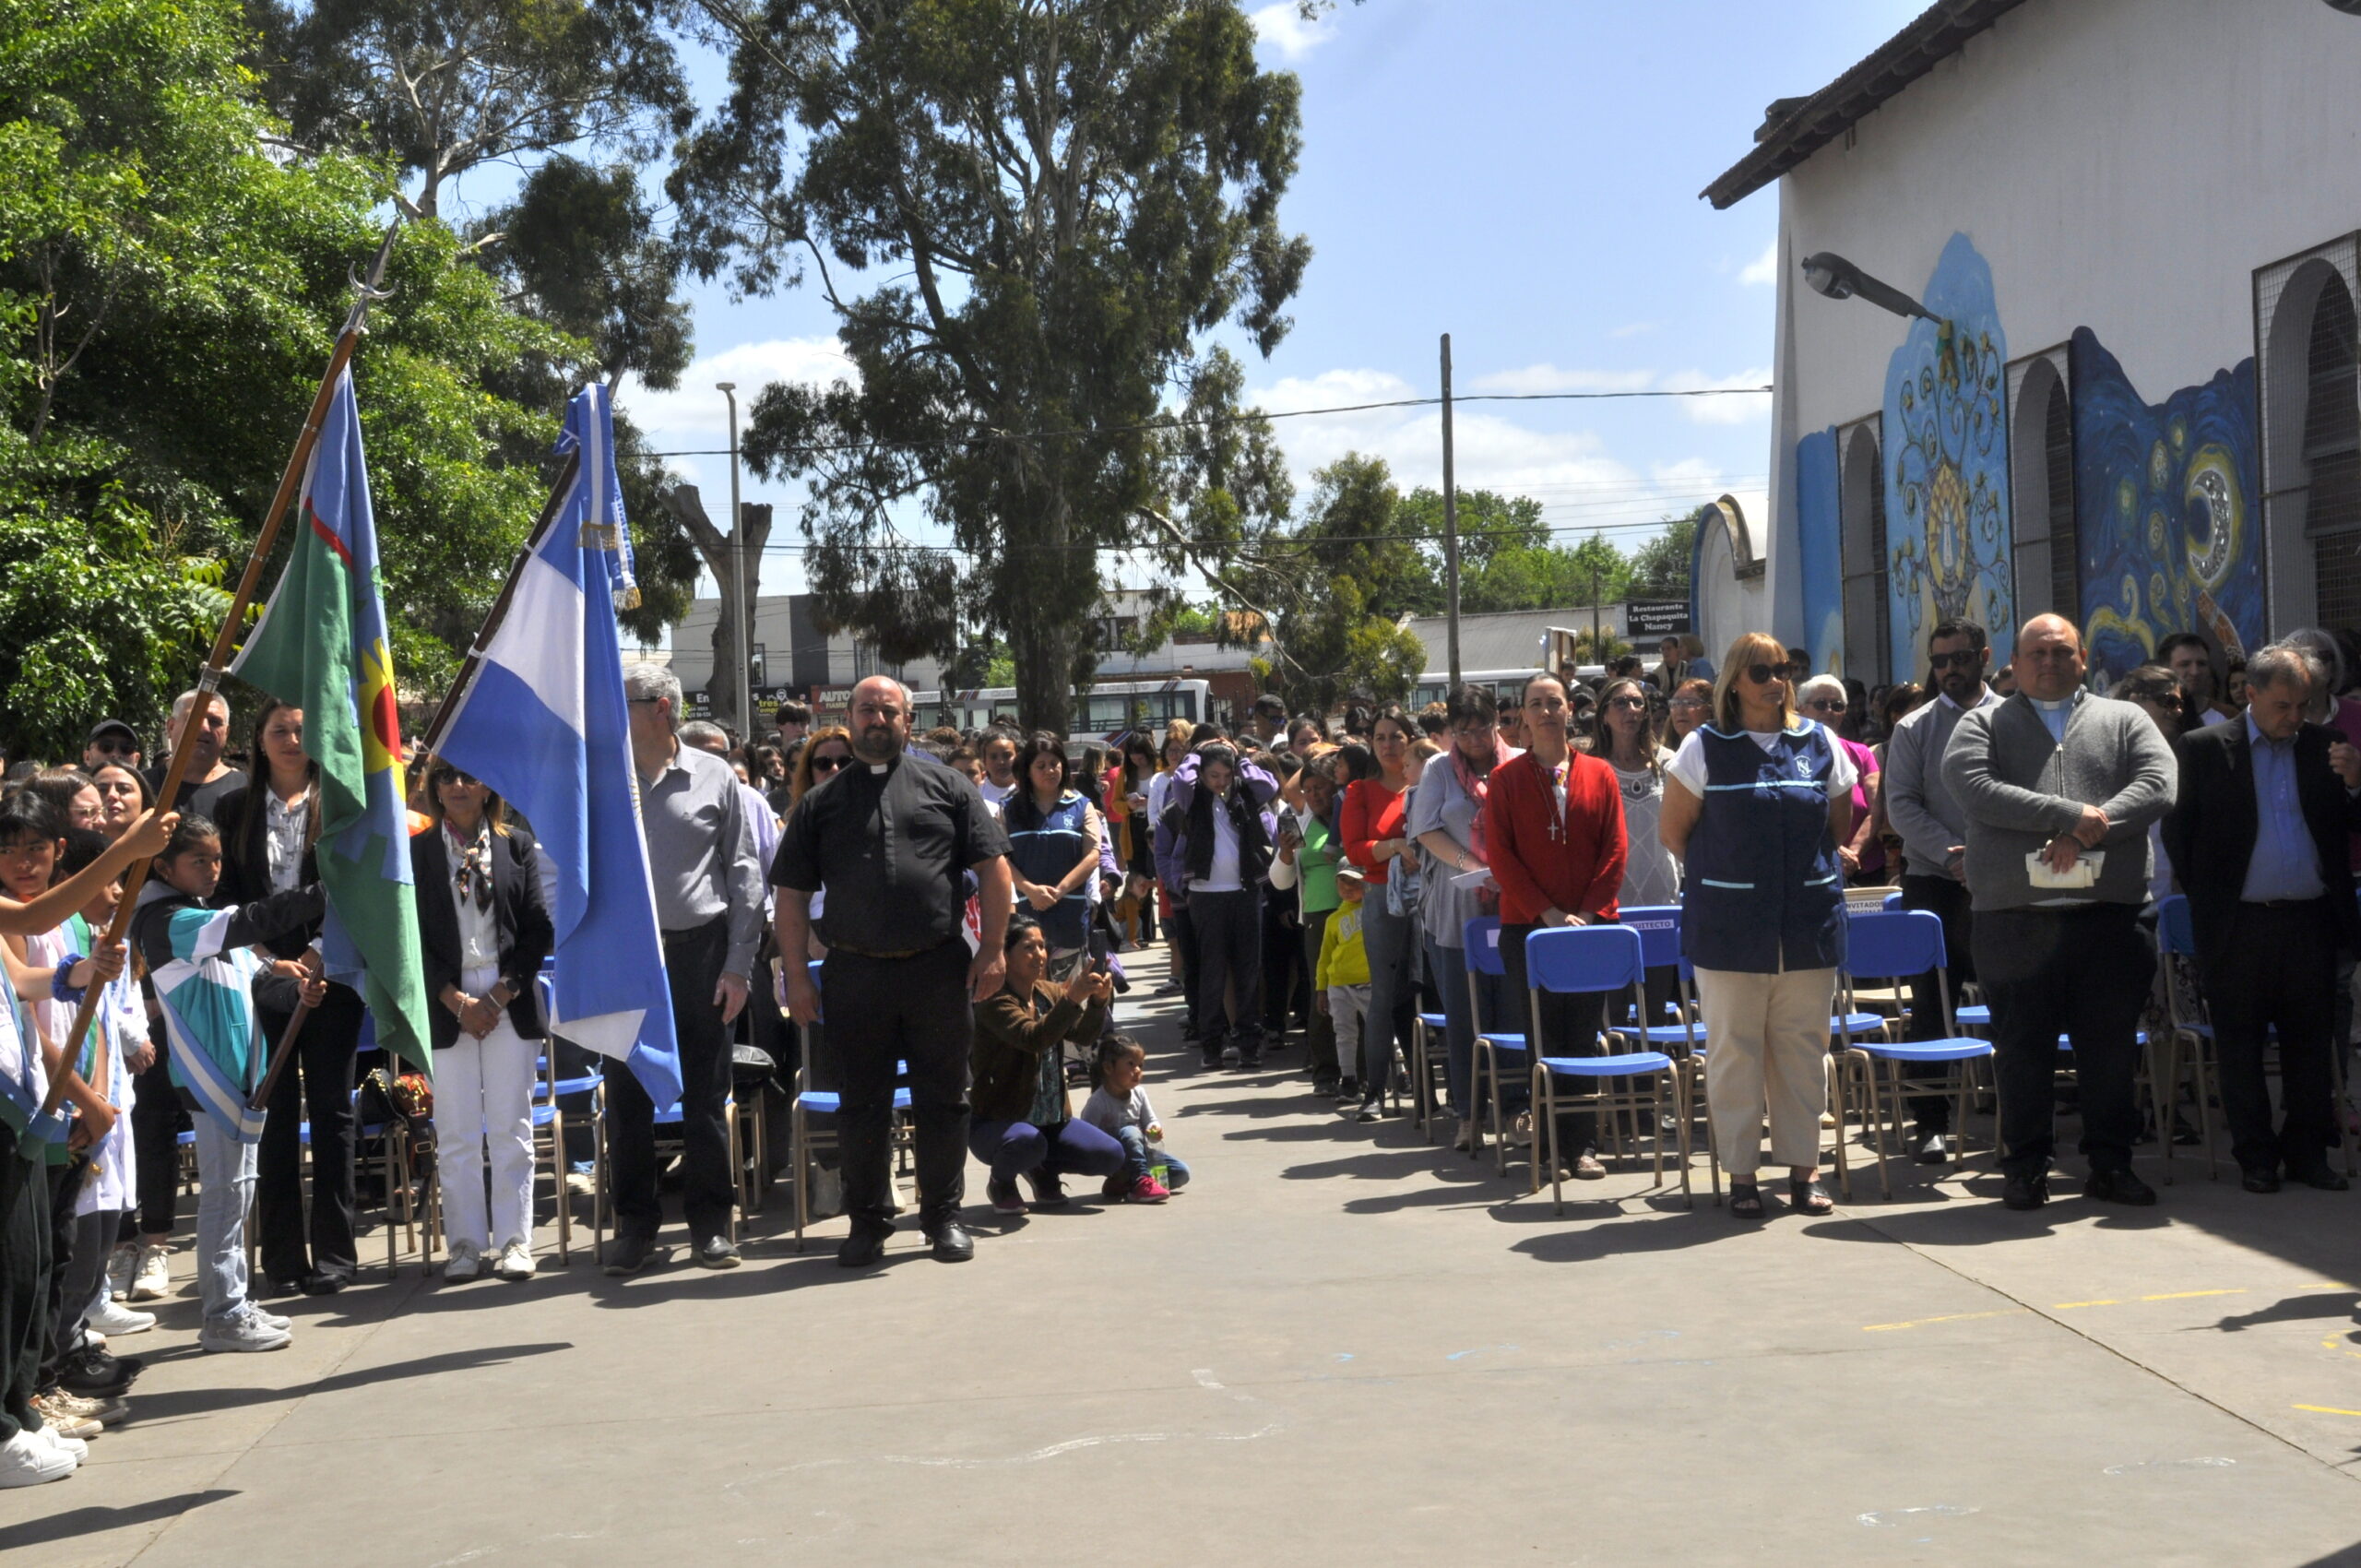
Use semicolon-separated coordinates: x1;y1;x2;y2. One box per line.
1298;812;1341;915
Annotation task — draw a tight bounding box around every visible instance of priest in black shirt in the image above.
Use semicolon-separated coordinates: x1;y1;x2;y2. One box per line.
774;675;1014;1265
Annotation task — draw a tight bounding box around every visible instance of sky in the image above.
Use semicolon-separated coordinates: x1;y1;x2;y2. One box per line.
462;1;1935;647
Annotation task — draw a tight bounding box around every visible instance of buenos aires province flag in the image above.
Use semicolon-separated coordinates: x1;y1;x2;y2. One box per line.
230;369;433;1074
431;386;681;1104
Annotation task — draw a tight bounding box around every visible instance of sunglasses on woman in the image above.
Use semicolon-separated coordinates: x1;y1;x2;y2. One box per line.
1744;663;1786;685
1804;697;1847;713
809;754;848;774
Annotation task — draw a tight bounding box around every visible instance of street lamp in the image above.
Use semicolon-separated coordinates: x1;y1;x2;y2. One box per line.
717;381;751;742
1798;251;1937;321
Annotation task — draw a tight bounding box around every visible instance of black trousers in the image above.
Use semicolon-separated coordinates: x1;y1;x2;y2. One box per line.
128;1037;184;1238
38;1156;89;1384
2204;900;2339;1175
823;941;971;1236
1299;907;1338;1081
1168;903;1202;1033
1260;884;1304;1036
1187;888;1264;1056
607;918;737;1242
0;1123;49;1442
1974;903;2153;1179
1499;921;1605;1151
256;980;364;1283
1899;873;1975;1132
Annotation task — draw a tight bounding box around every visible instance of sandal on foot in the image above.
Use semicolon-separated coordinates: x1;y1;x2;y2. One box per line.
1728;1181;1764;1219
1788;1175;1834;1215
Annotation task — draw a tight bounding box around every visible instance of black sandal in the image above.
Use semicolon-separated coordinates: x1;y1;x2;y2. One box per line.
1788;1174;1834;1215
1728;1180;1764;1218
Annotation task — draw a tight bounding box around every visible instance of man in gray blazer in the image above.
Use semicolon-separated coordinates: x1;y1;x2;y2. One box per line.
1941;614;2177;1211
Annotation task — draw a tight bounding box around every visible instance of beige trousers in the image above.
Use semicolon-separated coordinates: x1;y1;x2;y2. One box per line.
1696;966;1837;1176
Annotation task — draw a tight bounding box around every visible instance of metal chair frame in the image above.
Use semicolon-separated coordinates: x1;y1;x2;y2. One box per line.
1835;909;1996;1200
1522;924;1691;1213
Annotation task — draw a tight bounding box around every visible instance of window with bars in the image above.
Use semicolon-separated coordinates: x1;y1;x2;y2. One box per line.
2045;378;2078;624
2306;277;2361;628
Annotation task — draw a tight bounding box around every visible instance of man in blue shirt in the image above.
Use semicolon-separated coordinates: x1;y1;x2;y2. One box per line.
2165;643;2361;1193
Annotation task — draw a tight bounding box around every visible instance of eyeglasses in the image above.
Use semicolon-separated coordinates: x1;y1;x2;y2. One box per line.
1928;649;1983;670
809;754;848;774
1669;696;1707;710
1744;663;1786;685
89;736;136;754
1606;696;1648;711
1804;697;1847;713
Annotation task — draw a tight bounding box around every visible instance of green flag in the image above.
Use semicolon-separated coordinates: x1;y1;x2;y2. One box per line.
230;370;433;1074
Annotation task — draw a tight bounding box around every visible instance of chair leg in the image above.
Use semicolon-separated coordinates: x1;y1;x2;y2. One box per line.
1864;1054;1893;1201
1540;1068;1561;1213
1488;1048;1509;1180
792;1102;809;1253
725;1101;740;1248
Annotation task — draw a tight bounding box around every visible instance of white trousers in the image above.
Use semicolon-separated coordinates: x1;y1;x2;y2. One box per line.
433;965;539;1251
1696;966;1836;1177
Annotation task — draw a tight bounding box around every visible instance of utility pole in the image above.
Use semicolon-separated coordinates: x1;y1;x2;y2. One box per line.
718;381;752;741
1590;550;1603;666
1441;333;1462;687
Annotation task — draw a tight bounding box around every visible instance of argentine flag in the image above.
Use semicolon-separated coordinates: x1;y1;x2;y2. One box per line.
433;386;682;1104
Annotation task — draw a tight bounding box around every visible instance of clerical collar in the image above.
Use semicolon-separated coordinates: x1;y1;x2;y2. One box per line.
2028;694;2073;713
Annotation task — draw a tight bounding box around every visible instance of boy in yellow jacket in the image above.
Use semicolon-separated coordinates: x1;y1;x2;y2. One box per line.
1314;864;1371;1109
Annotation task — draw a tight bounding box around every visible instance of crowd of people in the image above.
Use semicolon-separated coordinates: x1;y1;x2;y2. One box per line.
3;610;2356;1489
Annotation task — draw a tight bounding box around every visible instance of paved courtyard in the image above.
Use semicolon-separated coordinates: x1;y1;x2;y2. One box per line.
6;947;2361;1567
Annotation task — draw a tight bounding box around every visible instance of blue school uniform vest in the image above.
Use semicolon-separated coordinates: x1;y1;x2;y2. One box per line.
1679;723;1846;975
1006;790;1095;950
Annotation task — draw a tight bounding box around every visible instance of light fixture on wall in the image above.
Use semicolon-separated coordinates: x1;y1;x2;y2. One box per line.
1799;252;1938;322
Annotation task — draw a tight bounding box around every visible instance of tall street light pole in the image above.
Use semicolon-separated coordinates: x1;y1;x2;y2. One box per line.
718;381;751;741
1441;333;1461;687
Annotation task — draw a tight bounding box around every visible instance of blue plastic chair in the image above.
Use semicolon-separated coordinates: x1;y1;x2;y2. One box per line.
1615;906;1718;1204
1411;1005;1451;1142
1523;924;1690;1212
788;959;918;1249
1838;909;1994;1198
1464;917;1527;1175
2152;893;2223;1182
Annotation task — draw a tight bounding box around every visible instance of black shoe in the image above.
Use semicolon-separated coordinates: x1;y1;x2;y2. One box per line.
263;1276;308;1299
2083;1168;2157;1206
1913;1131;1951;1165
836;1229;888;1268
2286;1161;2352;1192
926;1220;975;1263
1199;1051;1224;1070
58;1348;138;1396
602;1231;656;1277
1311;1075;1340;1097
2241;1167;2283;1194
694;1235;742;1269
1024;1172;1068;1207
1234;1053;1263;1071
300;1269;350;1296
2001;1172;2049;1210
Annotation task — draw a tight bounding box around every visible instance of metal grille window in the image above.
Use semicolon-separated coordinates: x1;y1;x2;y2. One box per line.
2306;278;2361;627
2045;379;2078;623
1840;421;1890;683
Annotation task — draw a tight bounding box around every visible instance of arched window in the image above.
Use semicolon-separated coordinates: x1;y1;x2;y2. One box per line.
2304;276;2361;627
1840;421;1890;683
2045;376;2078;622
2007;351;2074;624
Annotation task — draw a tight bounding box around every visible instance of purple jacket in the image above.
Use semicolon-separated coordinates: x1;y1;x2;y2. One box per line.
1153;753;1279;890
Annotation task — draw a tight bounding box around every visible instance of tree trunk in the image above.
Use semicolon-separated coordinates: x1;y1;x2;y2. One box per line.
1008;610;1074;740
656;484;772;739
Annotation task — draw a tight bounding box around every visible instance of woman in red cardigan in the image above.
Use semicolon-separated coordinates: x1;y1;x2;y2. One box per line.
1340;707;1418;1117
1486;672;1629;1178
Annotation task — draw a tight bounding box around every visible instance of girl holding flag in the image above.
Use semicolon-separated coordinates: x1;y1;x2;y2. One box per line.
130;816;324;1355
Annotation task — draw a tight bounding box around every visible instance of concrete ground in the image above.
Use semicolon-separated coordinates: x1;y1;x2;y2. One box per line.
6;944;2361;1567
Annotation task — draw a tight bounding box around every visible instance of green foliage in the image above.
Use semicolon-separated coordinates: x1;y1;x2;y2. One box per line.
676;0;1308;733
1238;453;1424;712
1629;515;1696;600
0;0;603;756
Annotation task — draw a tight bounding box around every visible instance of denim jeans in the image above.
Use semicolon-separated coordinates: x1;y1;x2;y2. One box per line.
1424;935;1504;1117
190;1114;257;1325
1111;1123;1191;1189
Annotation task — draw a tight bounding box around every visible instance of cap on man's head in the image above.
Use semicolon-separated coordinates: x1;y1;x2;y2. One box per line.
87;719;137;747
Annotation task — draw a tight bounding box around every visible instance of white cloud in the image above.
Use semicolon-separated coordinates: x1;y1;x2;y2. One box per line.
1250;1;1335;61
613;336;855;488
1651;457;1768;540
1465;364;1656;397
1738;238;1779;288
1659;367;1774;425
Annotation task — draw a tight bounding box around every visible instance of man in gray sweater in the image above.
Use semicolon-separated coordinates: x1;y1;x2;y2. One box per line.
1941;613;2177;1211
1883;618;2004;1163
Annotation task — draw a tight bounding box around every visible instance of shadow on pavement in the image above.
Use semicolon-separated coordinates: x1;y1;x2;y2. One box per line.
0;1490;236;1551
123;1343;572;1420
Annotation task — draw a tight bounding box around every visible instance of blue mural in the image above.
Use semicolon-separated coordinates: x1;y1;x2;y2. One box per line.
1881;233;2015;674
2068;328;2261;682
1795;427;1844;678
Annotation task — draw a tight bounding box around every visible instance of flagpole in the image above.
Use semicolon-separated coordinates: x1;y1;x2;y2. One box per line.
419;448;583;758
32;222;404;1125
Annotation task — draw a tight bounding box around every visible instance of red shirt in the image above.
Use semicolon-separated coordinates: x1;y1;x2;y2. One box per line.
1486;748;1627;926
1341;778;1406;885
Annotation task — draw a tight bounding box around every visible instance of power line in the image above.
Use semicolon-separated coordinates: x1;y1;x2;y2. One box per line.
744;510;1723;558
641;383;1772;460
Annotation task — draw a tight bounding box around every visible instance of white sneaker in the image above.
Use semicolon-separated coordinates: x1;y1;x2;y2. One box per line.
104;1245;136;1301
0;1428;77;1486
130;1244;171;1301
197;1308;291;1354
82;1328;105;1350
251;1305;292;1332
444;1240;481;1282
492;1240;533;1281
33;1420;89;1461
88;1298;157;1336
